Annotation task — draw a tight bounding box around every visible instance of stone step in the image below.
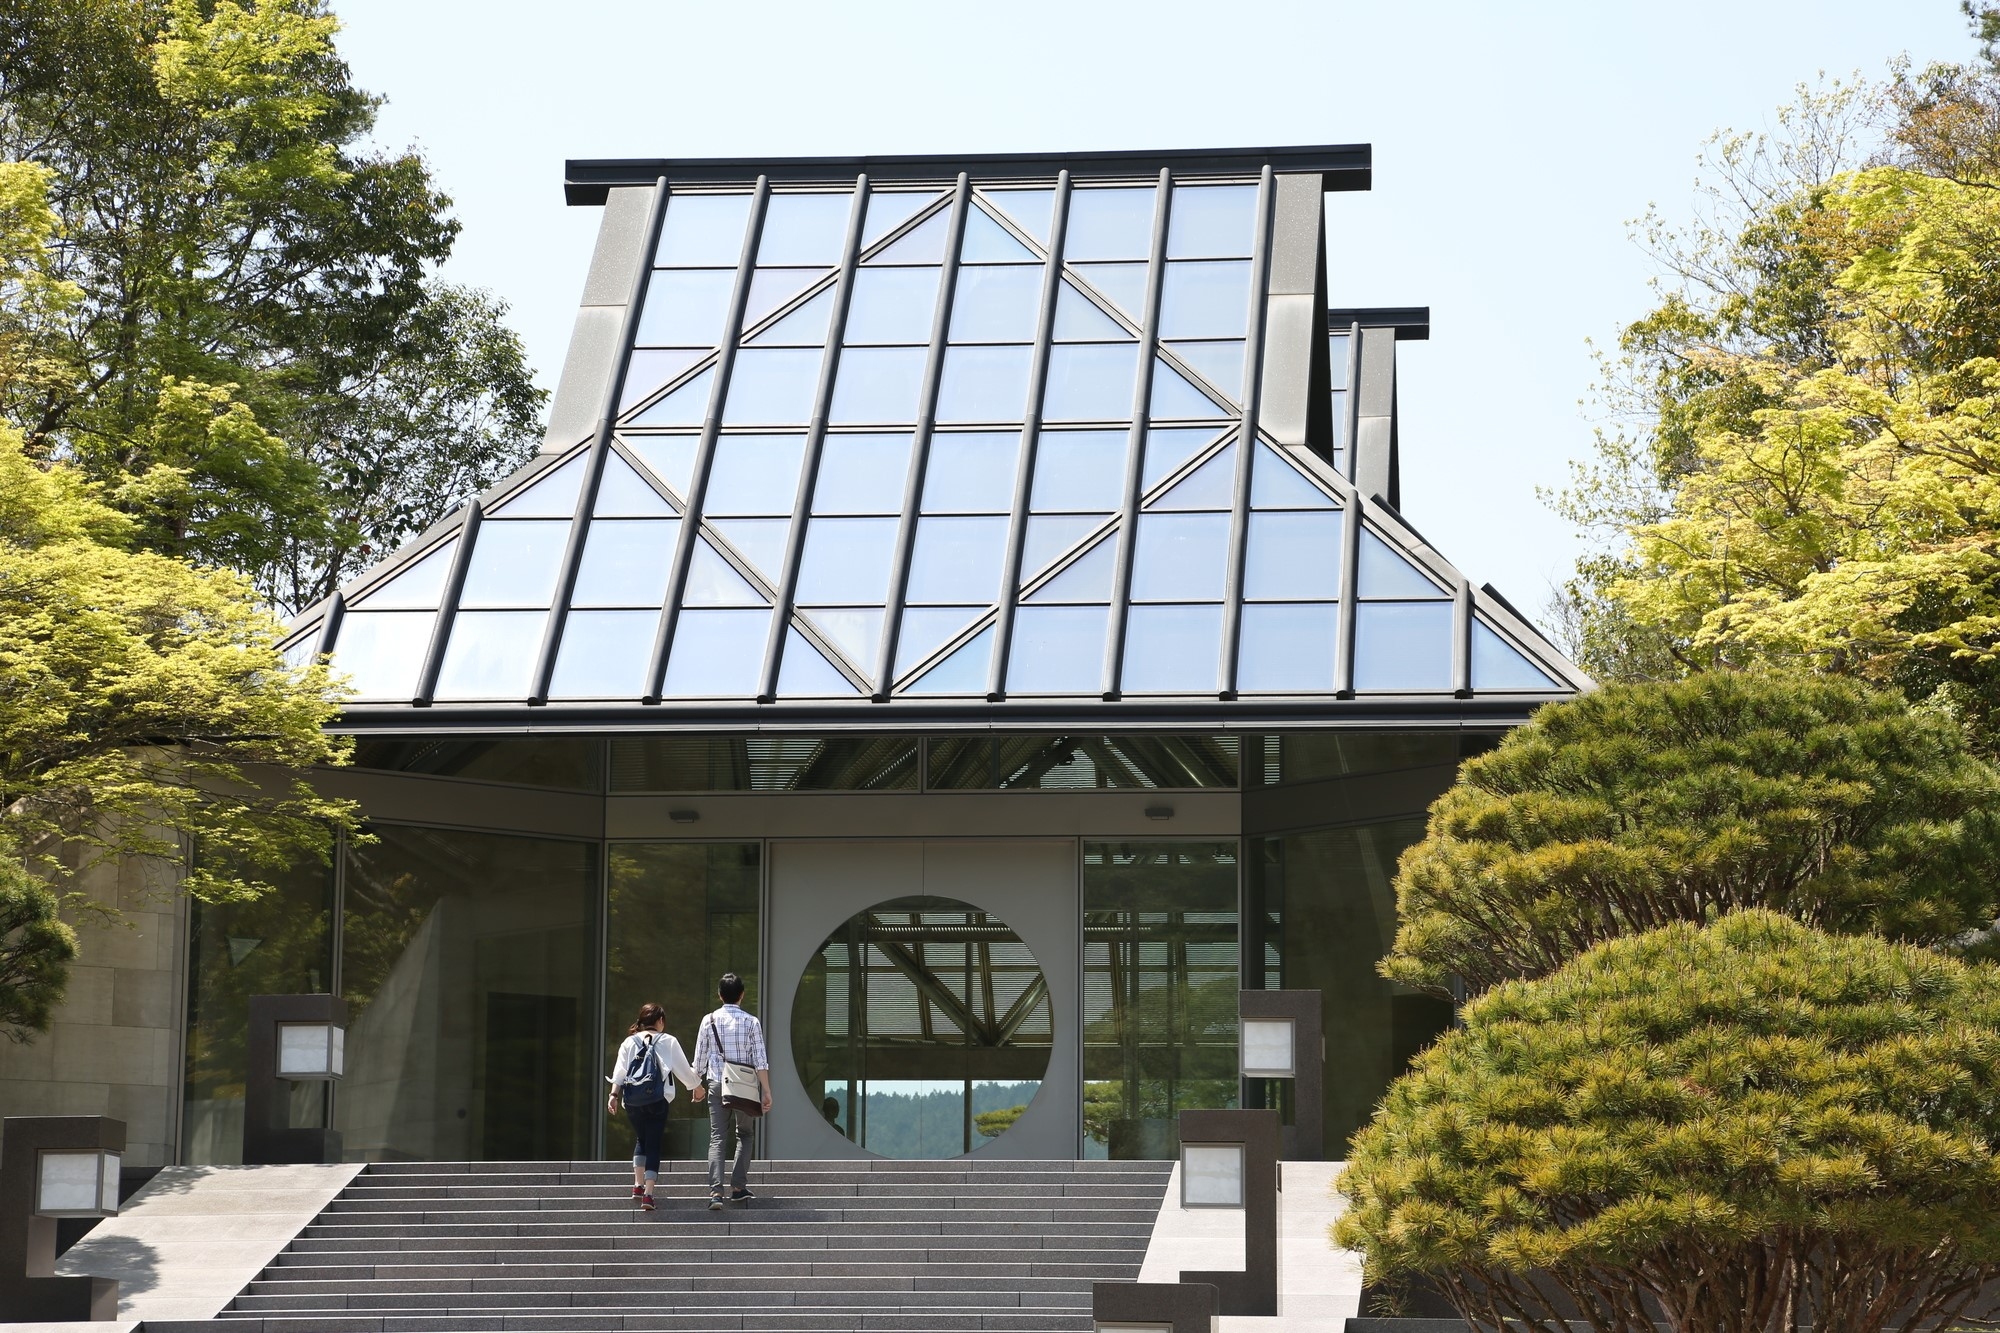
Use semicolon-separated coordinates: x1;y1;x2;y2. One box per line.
293;1219;1158;1241
196;1315;1096;1332
265;1251;1139;1275
243;1272;1120;1297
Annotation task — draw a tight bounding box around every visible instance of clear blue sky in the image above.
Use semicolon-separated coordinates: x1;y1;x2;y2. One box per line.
333;0;1970;625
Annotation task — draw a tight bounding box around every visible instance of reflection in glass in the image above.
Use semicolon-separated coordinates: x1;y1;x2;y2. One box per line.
927;735;1240;790
801;606;881;667
1472;620;1559;689
329;611;433;699
1082;842;1239;1159
923;432;1020;512
572;518;678;607
904;624;991;693
813;434;910;513
1238;604;1337;692
830;347;928;423
796;517;899;604
339;827;595;1162
982;188;1055;246
656;194;753;267
1357;530;1446;599
897;608;983;677
1053;281;1134;341
1070;263;1150;323
1008;605;1107;693
350;737;604;790
757;192;852;266
610;737;917;791
460;520;570;608
724;348;822;425
1245;511;1341;600
706;435;807;515
490;455;584;517
1066;187;1159;261
1158;261;1251;340
950;265;1043;341
1032;431;1128;512
1123;604;1222;693
662;608;771;696
1131;513;1229;601
1353;603;1454;692
845;267;941;344
905;516;1007;603
1167;185;1258;259
550;610;658;698
1043;343;1138;421
636;269;735;346
435;611;547;699
935;347;1032;423
351;540;454;609
792;897;1052;1158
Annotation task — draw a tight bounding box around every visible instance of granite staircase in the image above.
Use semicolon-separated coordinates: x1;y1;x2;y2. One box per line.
149;1158;1172;1333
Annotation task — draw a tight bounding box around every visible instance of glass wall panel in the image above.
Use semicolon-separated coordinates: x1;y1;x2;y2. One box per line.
655;194;753;266
905;516;1007;604
1244;512;1341;600
331;611;433;700
723;349;823;426
337;826;596;1162
1237;605;1337;693
1353;603;1454;692
845;269;941;344
627;435;698;498
1082;841;1239;1159
1007;605;1107;693
935;347;1033;422
435;611;546;700
707;435;807;515
636;270;735;347
1130;513;1229;601
1043;344;1138;421
1166;185;1258;259
758;192;852;265
460;521;569;608
1069;265;1148;324
830;348;928;423
984;188;1055;246
1157;261;1251;340
351;738;605;791
661;608;770;696
550;610;658;699
351;541;454;609
1251;730;1483;787
1122;604;1222;693
1031;431;1128;512
605;842;761;1161
950;266;1043;341
1065;187;1159;261
862;192;940;251
608;736;919;791
1054;281;1133;340
183;853;334;1163
797;517;898;603
923;433;1019;513
572;519;678;607
927;735;1239;789
813;435;911;514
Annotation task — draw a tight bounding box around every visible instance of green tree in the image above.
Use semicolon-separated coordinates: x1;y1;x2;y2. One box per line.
1336;911;2000;1333
0;856;76;1042
1382;673;2000;998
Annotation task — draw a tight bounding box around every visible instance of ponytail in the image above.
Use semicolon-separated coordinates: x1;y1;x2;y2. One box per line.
627;1002;665;1035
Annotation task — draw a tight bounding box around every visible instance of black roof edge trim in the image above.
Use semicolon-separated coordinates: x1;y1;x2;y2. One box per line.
564;145;1371;204
1326;306;1430;340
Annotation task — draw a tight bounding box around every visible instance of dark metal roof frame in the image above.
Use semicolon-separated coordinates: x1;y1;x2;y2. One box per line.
1326;306;1430;340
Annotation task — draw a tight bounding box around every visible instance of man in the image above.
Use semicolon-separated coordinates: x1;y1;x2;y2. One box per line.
691;972;772;1209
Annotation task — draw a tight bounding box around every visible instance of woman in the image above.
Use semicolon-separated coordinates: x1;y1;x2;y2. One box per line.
605;1002;702;1210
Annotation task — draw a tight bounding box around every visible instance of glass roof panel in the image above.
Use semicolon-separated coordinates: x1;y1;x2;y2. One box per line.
661;608;770;697
626;435;697;500
936;346;1033;423
573;518;678;607
1131;512;1229;601
747;286;835;345
549;610;657;699
710;517;790;583
1353;602;1453;692
897;607;984;677
1043;343;1138;421
1150;359;1227;420
1007;605;1106;693
1328;332;1351;390
830;347;927;423
983;188;1055;246
812;434;911;514
1251;444;1334;510
777;628;860;695
743;268;828;329
1142;426;1227;491
724;348;823;425
490;455;584;517
1024;534;1114;602
707;434;807;516
960;206;1040;263
1358;530;1448;599
950;265;1043;342
846;267;941;344
796;517;899;604
629;366;714;426
1053;281;1133;341
1065;186;1158;261
655;193;752;267
905;624;992;694
1473;620;1560;689
460;519;570;608
637;269;735;347
801;606;881;667
435;610;547;699
758;192;853;266
1245;511;1341;600
1031;430;1128;512
1167;184;1258;259
1021;514;1107;576
596;452;675;517
867;209;949;264
683;539;768;606
862;191;942;251
1147;440;1236;511
621;349;706;411
1166;340;1245;399
1123;604;1221;693
1070;263;1149;323
330;610;433;700
905;515;1007;604
1238;603;1337;692
1159;261;1252;340
923;432;1020;513
351;539;455;609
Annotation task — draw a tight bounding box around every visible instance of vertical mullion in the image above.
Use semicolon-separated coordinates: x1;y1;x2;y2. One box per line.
986;171;1071;701
1217;166;1278;700
1100;169;1174;700
643;177;772;703
1334;493;1361;697
531;178;673;704
312;592;344;662
412;499;482;705
1452;576;1473;697
1341;321;1362;478
757;175;871;702
871;173;972;699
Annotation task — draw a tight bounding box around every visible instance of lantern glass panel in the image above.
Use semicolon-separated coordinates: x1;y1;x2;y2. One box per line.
1181;1143;1245;1208
279;1022;342;1079
1240;1017;1297;1078
37;1149;119;1217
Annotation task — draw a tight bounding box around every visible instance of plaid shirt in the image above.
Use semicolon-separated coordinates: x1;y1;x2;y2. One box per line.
692;1003;768;1081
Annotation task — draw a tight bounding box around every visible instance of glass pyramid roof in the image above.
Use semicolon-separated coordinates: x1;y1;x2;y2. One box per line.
286;164;1584;719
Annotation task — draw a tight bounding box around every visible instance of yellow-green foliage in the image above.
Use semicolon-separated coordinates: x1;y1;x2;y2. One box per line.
1337;911;2000;1333
1383;672;2000;998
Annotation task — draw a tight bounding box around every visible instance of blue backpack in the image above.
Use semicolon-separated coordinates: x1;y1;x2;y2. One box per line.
621;1034;667;1107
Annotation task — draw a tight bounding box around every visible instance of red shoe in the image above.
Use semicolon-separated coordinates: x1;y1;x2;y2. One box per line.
640;1193;656;1211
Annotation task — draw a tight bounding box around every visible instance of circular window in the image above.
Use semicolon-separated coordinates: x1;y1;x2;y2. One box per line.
792;895;1052;1158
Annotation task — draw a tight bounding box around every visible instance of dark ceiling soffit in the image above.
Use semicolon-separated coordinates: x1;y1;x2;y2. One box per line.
564;145;1371;204
1326;306;1430;340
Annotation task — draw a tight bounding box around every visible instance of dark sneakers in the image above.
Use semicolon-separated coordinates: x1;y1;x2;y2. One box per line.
708;1193;725;1211
731;1188;755;1201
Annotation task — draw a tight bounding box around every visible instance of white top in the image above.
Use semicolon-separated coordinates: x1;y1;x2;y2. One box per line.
608;1031;700;1102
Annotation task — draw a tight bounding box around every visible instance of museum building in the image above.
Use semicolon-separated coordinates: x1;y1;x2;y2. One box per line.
42;145;1590;1170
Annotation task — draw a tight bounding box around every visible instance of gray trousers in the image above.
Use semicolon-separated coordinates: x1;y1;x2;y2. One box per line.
706;1080;754;1193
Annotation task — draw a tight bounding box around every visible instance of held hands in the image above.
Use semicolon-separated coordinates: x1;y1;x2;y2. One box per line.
690;1083;706;1102
606;1092;620;1116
